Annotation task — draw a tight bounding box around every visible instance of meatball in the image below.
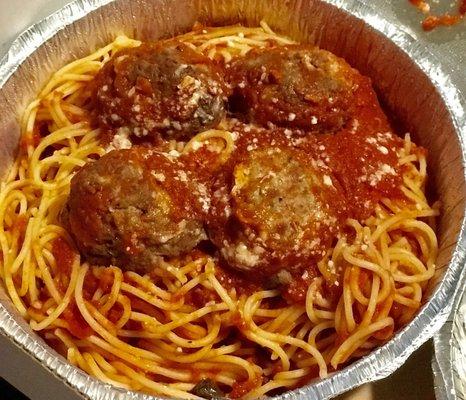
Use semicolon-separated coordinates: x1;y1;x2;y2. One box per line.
208;141;346;277
65;148;206;273
92;41;229;143
227;45;358;133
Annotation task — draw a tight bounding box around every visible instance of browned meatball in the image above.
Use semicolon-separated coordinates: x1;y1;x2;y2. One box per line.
208;136;346;278
227;45;358;133
65;148;207;273
92;41;229;143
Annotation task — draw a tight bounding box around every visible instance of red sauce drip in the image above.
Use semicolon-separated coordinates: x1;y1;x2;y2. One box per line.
62;302;93;339
229;375;262;399
461;0;466;15
409;0;465;30
422;14;462;31
409;0;429;11
52;237;75;292
52;238;74;276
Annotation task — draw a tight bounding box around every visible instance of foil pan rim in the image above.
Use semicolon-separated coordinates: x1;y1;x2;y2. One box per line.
433;323;456;400
433;268;466;400
0;0;465;399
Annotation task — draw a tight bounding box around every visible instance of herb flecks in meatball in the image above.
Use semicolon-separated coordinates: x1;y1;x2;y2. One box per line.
227;45;358;133
64;148;207;273
93;41;229;145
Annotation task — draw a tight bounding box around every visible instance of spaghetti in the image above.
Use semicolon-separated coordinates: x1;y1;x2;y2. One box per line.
0;23;439;399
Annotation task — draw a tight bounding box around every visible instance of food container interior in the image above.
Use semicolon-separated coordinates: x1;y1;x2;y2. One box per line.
0;0;465;399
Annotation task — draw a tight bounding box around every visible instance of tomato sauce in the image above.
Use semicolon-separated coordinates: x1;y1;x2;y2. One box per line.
215;264;261;295
409;0;465;31
82;271;100;301
422;14;462;31
96;268;115;292
229;375;262;399
409;0;430;12
461;0;466;14
229;311;247;331
52;237;76;292
70;38;419;322
62;301;93;339
190;56;406;300
282;268;319;304
107;304;124;323
19;131;41;152
12;215;28;240
184;287;219;307
52;238;74;276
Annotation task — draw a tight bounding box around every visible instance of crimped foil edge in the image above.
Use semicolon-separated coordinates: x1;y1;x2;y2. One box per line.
0;1;465;399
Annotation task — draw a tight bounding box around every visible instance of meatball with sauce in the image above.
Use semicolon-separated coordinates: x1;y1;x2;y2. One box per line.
92;41;229;144
64;148;207;273
208;130;347;278
227;45;358;133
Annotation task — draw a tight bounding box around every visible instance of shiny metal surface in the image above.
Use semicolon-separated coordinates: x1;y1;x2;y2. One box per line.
452;293;466;399
0;1;465;399
434;272;466;400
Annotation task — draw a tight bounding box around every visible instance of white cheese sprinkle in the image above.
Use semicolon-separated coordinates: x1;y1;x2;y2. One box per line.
323;175;333;186
378;145;389;154
152;172;166;182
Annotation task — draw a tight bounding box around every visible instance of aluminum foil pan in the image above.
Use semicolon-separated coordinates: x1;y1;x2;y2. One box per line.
433;271;466;400
1;0;466;399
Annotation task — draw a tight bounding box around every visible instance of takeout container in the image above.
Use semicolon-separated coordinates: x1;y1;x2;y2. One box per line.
433;271;466;400
1;0;466;399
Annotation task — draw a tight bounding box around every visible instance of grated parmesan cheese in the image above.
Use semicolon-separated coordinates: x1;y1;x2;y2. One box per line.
323;175;333;186
107;127;132;151
151;172;166;182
